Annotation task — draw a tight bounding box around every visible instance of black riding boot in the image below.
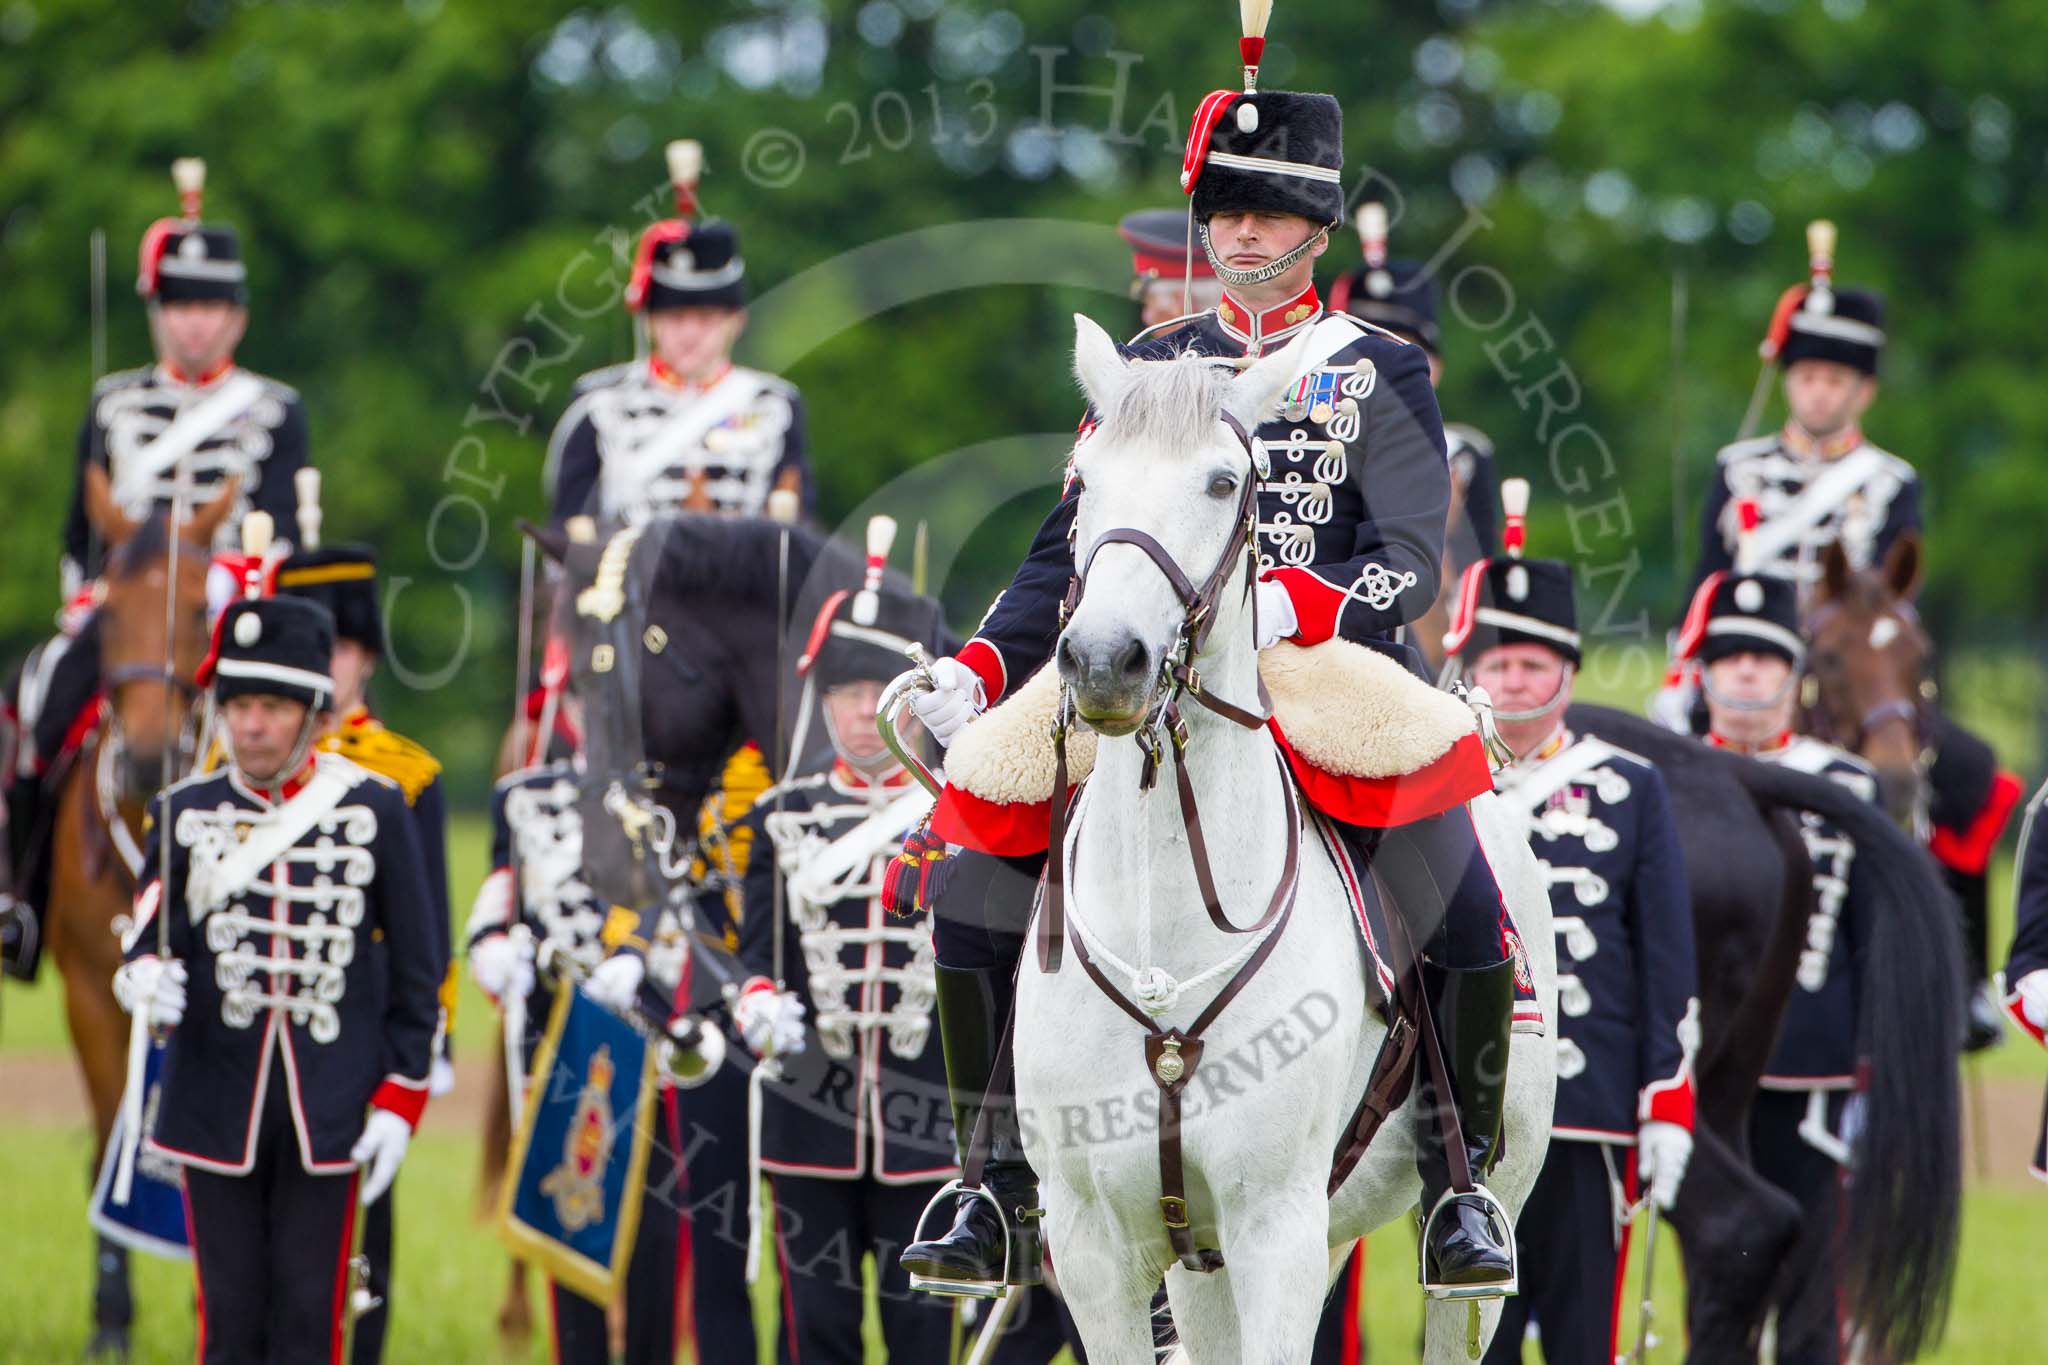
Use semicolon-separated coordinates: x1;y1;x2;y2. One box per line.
899;963;1043;1291
1945;864;2005;1052
1416;957;1517;1296
1;769;44;982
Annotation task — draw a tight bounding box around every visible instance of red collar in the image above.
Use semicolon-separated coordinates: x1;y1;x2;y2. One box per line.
1781;422;1864;460
831;757;911;792
238;751;320;804
1707;728;1794;757
1215;283;1321;354
649;356;731;391
158;358;237;387
343;706;376;730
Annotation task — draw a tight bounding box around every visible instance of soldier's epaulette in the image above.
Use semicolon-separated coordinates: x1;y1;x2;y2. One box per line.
327;725;442;804
1445;422;1495;459
492;760;570;794
732;365;798;399
247;370;302;403
92;366;155;396
1335;312;1414;347
1714;433;1780;464
569;361;638;396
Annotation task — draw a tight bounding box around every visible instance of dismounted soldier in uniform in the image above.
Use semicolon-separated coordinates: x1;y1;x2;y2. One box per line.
4;157;311;980
1118;207;1224;336
1667;222;2019;1048
1328;202;1498;679
546;139;810;526
1442;487;1699;1365
2000;778;2048;1182
465;723;697;1365
272;518;454;1365
111;595;439;1365
731;569;962;1361
1681;566;1880;1365
901;9;1531;1308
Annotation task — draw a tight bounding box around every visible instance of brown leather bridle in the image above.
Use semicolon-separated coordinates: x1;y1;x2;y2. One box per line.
1041;409;1281;975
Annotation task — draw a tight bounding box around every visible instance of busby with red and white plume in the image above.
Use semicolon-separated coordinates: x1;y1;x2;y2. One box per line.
1757;219;1885;376
137;157;248;304
796;515;944;689
1180;0;1344;275
1441;478;1581;667
625;139;748;314
1673;498;1804;667
1328;200;1442;351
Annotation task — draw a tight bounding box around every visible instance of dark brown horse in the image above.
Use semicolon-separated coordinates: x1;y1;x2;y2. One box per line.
52;466;233;1360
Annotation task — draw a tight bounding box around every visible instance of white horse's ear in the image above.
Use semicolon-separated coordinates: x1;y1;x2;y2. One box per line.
1072;312;1129;415
1224;325;1316;433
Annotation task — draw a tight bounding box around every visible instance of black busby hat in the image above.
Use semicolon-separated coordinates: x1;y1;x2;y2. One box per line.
137;159;247;305
1335;259;1438;349
796;518;944;688
1441;480;1580;665
1180;5;1343;248
198;597;335;710
1184;90;1344;228
628;220;747;314
624;140;746;313
275;545;381;654
1778;287;1885;376
1760;220;1885;377
1677;571;1803;668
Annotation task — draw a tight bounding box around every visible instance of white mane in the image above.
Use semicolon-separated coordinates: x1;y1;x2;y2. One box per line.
1081;351;1238;460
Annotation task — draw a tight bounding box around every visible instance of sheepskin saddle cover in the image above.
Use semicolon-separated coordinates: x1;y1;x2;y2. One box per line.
943;638;1478;804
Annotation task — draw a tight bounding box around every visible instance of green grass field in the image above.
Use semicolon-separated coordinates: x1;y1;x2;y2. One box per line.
4;798;2046;1363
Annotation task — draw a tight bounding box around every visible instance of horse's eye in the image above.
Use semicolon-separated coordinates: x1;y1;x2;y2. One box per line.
1207;473;1239;499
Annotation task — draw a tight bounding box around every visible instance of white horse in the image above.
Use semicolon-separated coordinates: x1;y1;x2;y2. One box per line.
1011;316;1556;1364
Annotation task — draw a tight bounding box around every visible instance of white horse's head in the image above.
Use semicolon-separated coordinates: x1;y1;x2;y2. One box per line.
1055;313;1311;735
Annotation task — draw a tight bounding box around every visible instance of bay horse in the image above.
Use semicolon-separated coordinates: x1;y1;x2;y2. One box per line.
50;465;234;1360
1031;317;1556;1363
1571;702;1962;1361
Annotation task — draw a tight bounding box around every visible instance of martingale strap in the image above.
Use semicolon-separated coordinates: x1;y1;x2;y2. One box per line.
1062;751;1304;1274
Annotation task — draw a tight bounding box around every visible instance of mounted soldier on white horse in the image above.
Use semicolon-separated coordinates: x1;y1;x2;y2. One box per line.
892;7;1555;1355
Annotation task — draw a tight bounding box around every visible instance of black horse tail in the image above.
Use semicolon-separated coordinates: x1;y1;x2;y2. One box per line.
1732;758;1963;1360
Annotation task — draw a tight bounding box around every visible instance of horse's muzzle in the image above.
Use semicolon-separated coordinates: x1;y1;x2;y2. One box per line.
1056;628;1154;736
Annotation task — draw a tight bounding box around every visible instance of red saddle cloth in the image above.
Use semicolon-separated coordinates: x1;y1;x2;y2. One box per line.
931;719;1493;858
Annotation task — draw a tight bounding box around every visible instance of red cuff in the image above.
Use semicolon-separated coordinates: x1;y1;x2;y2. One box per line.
1929;769;2023;877
739;976;774;998
955;639;1008;705
1264;567;1342;646
371;1076;429;1129
2005;992;2047;1050
1639;1075;1696;1131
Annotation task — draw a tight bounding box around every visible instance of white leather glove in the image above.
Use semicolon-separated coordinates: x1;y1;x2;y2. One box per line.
429;1055;457;1098
2015;968;2048;1034
470;932;535;1004
733;979;808;1058
350;1108;413;1207
1636;1119;1693;1211
1254;578;1299;650
905;658;985;748
112;957;187;1029
583;953;646;1015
